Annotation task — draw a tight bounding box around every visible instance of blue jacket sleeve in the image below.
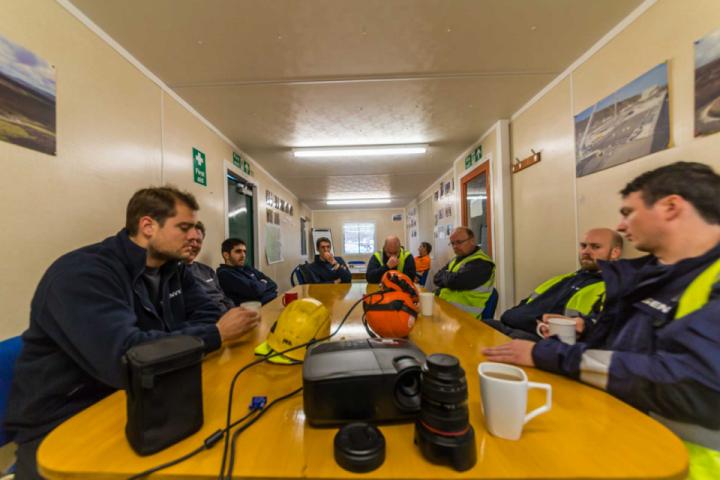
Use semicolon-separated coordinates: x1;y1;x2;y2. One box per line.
336;258;352;283
218;267;262;298
178;265;223;326
365;255;386;283
39;265;221;390
532;299;720;427
403;255;417;283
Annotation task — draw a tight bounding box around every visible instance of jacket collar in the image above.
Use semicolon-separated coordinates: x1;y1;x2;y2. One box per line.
107;229;179;282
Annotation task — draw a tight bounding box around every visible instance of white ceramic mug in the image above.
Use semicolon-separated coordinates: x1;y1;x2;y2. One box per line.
478;362;552;440
419;292;434;316
536;317;576;345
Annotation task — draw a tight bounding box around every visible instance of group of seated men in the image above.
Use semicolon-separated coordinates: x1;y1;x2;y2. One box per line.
5;161;720;479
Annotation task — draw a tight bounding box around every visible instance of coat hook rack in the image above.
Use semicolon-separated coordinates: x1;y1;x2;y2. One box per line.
512;149;542;174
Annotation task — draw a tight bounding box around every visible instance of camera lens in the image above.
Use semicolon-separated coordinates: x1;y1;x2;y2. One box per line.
414;353;476;471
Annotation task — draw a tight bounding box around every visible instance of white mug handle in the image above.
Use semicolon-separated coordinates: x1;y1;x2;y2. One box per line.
524;382;552;424
535;322;548;338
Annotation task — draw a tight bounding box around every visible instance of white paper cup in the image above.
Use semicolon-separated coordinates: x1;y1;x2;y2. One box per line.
240;301;262;315
478;362;552;440
419;292;434;316
536;317;576;344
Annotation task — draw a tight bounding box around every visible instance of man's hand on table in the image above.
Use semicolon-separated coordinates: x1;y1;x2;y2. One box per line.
482;340;536;367
217;307;261;342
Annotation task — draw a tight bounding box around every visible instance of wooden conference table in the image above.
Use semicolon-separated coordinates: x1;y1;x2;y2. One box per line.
38;283;688;479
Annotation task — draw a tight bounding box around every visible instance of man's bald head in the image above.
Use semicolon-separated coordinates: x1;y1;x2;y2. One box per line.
579;228;623;271
383;236;401;257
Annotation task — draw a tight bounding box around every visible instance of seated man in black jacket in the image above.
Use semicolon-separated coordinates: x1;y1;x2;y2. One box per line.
217;238;278;305
307;237;351;283
185;221;235;313
6;186;260;479
484;228;623;340
366;235;416;283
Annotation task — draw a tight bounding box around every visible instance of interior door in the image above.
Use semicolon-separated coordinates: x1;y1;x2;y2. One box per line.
461;162;492;256
227;172;255;268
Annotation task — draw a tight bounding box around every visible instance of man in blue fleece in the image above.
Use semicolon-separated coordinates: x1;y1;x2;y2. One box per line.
6;186;260;479
483;162;720;479
217;238;278;305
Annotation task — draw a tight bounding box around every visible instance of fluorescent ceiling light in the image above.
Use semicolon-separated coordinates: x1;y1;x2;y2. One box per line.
294;144;427;158
326;198;392;205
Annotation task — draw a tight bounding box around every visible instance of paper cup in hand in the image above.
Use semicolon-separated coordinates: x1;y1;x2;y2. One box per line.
419;292;434;316
536;317;576;344
240;301;262;319
478;362;552;440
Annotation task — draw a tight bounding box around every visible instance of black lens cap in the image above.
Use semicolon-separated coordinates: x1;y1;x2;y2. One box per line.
334;422;385;473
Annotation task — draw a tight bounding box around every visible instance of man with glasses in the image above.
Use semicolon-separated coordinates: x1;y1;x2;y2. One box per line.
185;221;235;313
434;227;495;317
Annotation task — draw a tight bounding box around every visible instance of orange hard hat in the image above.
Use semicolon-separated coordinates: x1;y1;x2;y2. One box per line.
363;270;419;338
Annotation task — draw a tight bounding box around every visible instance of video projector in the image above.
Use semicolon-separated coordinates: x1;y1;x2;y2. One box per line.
302;338;426;425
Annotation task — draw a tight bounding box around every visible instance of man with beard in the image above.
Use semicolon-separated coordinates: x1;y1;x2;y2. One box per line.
185;221;235;313
483;162;720;478
6;186;260;479
484;228;622;340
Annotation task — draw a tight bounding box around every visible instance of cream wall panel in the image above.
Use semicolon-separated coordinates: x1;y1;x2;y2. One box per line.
311;209;406;264
572;0;720;257
0;0;161;338
510;77;577;301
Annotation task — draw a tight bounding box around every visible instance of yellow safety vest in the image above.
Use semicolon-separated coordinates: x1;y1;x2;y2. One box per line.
373;248;411;275
657;258;720;480
438;249;495;317
527;272;605;317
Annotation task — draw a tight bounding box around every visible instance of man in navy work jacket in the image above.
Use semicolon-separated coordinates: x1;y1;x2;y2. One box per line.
185;221;235;313
307;237;351;284
217;238;278;305
484;162;720;479
6;186;261;479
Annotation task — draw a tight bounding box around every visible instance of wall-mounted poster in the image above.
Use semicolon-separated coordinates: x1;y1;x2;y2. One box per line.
0;34;56;155
444;181;451;195
289;205;294;216
273;195;279;209
266;209;273;224
266;190;273;206
445;206;452;218
574;62;669;177
392;213;403;222
265;224;284;264
273;211;280;225
695;27;720;136
438;209;444;220
434;191;439;201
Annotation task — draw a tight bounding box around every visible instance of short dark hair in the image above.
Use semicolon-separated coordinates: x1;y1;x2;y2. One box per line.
420;241;433;254
221;238;246;254
126;186;199;235
621;161;720;224
316;236;331;250
194;221;206;238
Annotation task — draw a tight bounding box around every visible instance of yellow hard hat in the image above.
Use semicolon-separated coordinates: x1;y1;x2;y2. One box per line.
254;297;330;363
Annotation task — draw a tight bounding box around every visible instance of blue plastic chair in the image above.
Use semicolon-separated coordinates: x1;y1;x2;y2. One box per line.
481;288;499;320
290;265;305;287
0;336;23;474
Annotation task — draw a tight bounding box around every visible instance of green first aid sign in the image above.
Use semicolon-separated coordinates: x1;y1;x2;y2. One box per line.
193;148;207;186
232;152;242;168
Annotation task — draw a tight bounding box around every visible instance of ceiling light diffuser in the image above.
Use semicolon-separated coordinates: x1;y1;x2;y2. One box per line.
326;198;392;205
294;145;427;158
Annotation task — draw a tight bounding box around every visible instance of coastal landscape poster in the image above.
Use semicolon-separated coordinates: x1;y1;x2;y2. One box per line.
695;27;720;137
0;34;56;155
574;62;669;177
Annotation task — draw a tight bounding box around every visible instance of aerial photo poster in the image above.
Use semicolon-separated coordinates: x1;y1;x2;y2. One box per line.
574;62;669;177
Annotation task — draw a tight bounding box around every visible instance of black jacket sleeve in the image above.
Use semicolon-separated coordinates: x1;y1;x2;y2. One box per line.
433;257;493;290
365;254;387;283
403;255;416;283
39;264;221;390
335;257;352;283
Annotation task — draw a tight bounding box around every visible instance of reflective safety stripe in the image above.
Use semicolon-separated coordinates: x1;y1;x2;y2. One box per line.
527;272;605;317
527;273;575;303
373;248;411;274
448;301;486;315
652;414;720;452
578;349;613;390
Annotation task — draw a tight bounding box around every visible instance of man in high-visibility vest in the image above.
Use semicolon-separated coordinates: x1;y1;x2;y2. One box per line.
366;235;416;283
484;161;720;480
484;227;623;340
434;227;495;317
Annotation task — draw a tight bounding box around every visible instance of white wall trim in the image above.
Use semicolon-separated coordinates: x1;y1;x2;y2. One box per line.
57;0;298;202
510;0;657;121
312;207;406;213
491;120;514;312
